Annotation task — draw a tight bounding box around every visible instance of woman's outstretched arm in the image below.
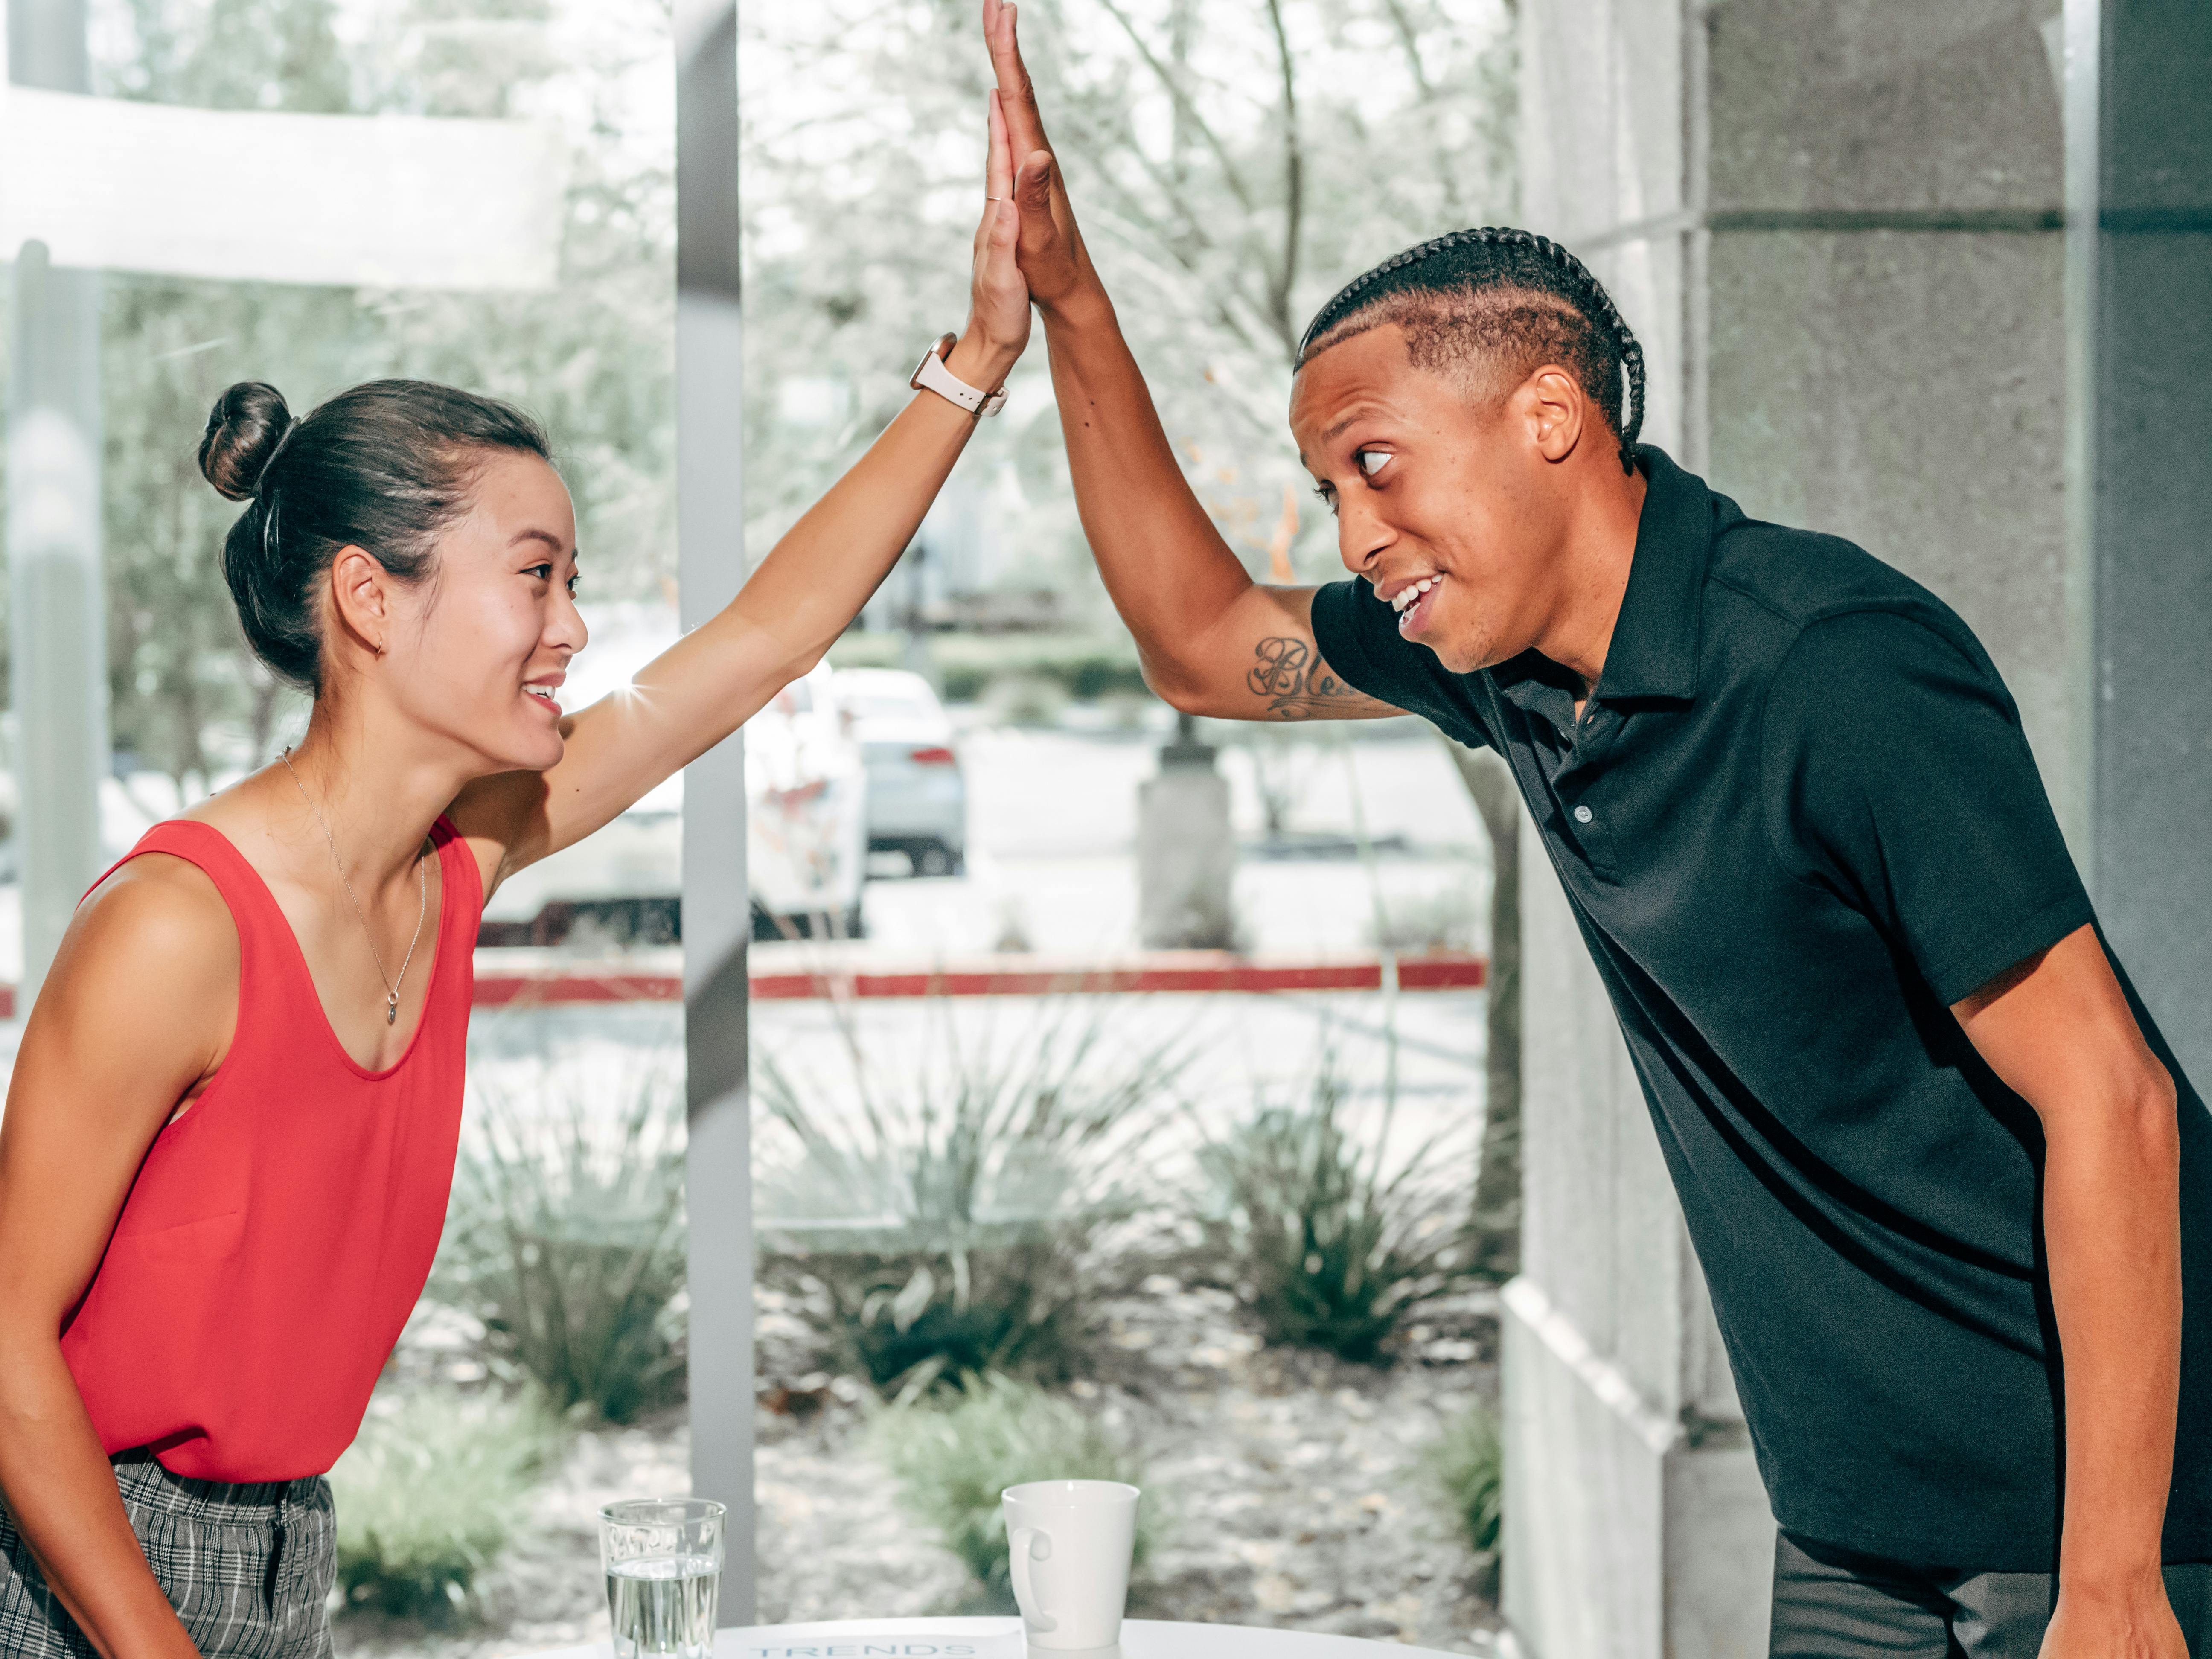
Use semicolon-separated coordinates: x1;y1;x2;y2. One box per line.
451;91;1030;886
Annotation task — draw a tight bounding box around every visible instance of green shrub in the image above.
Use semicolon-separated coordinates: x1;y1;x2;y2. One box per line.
937;658;994;706
981;672;1066;727
1198;1055;1477;1362
754;1004;1187;1396
329;1387;559;1623
872;1374;1151;1593
433;1058;688;1423
1429;1397;1503;1555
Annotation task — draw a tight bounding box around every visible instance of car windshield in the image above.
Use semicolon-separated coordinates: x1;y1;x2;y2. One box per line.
850;693;934;720
841;676;942;721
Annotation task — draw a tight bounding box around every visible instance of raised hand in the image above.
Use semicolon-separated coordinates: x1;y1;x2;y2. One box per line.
966;88;1031;362
981;0;1101;317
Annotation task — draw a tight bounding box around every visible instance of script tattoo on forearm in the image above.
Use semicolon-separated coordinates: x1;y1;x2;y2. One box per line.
1247;637;1361;720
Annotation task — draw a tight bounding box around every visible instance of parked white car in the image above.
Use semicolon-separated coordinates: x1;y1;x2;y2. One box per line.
744;662;869;937
477;605;868;945
835;667;967;876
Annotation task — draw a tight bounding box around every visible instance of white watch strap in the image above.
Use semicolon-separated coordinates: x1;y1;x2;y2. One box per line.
910;334;1008;417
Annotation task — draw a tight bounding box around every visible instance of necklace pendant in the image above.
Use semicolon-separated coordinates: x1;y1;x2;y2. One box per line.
387;997;399;1025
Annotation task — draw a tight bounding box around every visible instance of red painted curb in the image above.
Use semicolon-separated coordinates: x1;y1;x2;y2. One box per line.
473;972;685;1007
469;954;1485;1006
0;956;1486;1019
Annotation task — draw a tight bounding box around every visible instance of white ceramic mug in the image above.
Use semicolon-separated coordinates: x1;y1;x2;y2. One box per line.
1000;1479;1140;1650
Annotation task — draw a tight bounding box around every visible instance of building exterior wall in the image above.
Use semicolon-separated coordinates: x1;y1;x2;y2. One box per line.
1508;2;2088;1654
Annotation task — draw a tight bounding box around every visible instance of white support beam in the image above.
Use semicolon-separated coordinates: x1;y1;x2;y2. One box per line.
673;0;754;1625
0;88;567;290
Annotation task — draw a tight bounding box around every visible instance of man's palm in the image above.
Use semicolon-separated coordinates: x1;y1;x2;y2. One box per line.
981;0;1095;311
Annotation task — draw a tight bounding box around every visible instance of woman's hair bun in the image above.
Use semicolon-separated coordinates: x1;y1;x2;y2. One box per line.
198;381;293;502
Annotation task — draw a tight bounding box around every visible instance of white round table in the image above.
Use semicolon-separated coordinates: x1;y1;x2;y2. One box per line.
534;1615;1477;1657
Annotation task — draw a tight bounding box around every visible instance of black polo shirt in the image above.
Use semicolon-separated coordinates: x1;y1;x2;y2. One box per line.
1312;444;2212;1569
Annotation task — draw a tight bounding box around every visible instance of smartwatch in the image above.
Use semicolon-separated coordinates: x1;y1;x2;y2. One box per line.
909;333;1009;417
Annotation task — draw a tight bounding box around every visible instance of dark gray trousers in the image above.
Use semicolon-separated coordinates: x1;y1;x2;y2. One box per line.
0;1451;333;1659
1772;1531;2212;1659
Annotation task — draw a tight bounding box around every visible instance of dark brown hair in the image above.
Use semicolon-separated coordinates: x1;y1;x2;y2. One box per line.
198;378;552;691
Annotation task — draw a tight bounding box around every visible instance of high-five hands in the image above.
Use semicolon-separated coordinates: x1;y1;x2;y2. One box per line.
967;87;1032;361
981;0;1103;320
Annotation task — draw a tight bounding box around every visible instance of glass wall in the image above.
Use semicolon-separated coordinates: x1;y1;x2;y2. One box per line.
741;0;1514;1650
2;0;1516;1652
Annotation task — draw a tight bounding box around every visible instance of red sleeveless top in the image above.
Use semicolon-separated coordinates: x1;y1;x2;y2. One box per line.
60;816;481;1483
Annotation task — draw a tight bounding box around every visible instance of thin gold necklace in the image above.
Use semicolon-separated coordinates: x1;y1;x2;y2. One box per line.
281;747;431;1027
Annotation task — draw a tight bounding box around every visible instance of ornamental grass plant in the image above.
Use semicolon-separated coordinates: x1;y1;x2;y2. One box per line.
870;1373;1152;1595
433;1056;688;1423
1197;1050;1479;1363
329;1385;560;1624
753;1001;1190;1397
1429;1396;1503;1556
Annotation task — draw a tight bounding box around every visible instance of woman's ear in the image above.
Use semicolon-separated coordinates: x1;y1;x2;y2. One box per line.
328;546;393;657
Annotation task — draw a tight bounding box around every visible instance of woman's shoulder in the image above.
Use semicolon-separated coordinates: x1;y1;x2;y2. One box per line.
30;847;241;1089
75;850;239;973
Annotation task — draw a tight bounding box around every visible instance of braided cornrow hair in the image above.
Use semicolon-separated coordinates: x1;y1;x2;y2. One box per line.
1297;226;1647;475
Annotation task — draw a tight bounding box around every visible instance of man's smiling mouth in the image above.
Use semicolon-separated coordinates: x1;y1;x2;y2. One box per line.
1388;573;1444;634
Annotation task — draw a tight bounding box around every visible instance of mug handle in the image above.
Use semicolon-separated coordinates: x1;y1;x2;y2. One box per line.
1008;1525;1057;1633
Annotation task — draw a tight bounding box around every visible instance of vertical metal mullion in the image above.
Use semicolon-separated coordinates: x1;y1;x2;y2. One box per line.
8;0;108;1010
673;0;754;1625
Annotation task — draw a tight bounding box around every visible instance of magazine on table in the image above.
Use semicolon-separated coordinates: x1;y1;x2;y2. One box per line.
734;1633;1027;1659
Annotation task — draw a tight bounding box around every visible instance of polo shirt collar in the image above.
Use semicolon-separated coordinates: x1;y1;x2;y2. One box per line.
1590;444;1709;705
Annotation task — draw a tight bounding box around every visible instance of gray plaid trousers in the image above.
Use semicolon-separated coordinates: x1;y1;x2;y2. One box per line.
0;1451;334;1658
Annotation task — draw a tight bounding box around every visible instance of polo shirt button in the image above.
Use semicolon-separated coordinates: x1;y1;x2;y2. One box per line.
1573;804;1595;824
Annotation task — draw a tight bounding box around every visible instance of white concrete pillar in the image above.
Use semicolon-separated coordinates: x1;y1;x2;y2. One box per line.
2065;0;2212;1081
1138;721;1237;950
1501;830;1773;1659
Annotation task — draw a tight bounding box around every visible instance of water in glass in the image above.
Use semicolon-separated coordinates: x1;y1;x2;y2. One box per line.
600;1497;724;1659
605;1554;720;1658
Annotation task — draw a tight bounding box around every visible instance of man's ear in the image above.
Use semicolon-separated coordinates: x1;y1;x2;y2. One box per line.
1521;365;1585;464
328;546;393;657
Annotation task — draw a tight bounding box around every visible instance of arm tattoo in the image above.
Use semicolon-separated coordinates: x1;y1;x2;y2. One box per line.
1247;637;1362;720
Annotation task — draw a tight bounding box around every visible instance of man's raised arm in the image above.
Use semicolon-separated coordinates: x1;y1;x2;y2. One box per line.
981;0;1398;723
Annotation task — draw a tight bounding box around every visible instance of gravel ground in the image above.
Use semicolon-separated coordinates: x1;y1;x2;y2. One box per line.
333;1285;1502;1658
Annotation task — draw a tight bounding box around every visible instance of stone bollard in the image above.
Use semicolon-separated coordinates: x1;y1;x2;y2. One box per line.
1137;718;1237;950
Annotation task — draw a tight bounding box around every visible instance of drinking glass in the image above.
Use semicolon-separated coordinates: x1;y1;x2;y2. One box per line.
600;1497;725;1659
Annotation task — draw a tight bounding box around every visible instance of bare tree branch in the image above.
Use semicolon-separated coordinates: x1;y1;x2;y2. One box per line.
1089;0;1257;211
1087;124;1223;267
1379;0;1466;217
1260;0;1305;360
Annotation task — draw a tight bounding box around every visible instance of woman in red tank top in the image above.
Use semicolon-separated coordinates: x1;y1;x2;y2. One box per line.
0;99;1030;1659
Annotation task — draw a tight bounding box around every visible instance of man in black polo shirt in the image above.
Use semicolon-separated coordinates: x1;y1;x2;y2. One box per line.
977;6;2210;1653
